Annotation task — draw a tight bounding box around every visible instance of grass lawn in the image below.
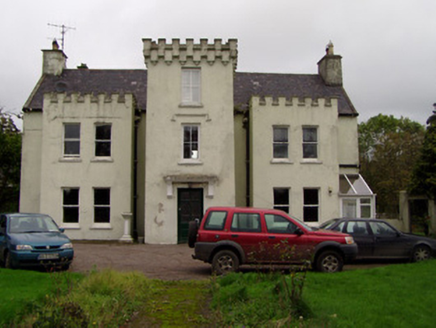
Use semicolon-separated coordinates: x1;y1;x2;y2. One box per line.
212;260;436;327
0;268;83;325
304;260;436;327
2;260;436;327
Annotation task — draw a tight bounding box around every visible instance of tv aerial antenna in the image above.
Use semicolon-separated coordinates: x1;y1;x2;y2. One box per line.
47;23;76;50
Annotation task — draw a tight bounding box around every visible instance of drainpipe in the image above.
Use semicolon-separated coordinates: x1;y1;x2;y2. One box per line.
243;111;250;207
132;116;139;239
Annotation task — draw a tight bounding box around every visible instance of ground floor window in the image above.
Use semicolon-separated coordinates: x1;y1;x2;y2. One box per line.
94;188;110;223
303;188;319;222
63;188;79;223
273;188;290;213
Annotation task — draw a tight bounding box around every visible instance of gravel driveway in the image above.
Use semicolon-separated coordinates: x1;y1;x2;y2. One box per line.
70;242;389;280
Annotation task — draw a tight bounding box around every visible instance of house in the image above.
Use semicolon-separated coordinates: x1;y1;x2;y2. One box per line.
20;38;375;243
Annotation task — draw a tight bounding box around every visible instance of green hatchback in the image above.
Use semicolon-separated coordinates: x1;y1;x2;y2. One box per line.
0;213;74;270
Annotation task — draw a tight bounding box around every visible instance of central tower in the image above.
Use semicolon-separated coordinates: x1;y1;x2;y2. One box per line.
142;38;238;244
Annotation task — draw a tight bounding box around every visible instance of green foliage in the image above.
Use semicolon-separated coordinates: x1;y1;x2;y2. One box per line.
304;260;436;327
212;271;311;327
409;123;436;200
0;108;22;212
0;268;83;326
358;114;425;216
213;261;436;327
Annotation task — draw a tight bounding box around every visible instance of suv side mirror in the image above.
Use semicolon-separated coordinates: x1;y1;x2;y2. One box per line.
295;227;304;236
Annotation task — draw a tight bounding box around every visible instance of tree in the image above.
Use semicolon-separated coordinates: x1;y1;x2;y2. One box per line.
409;111;436;200
0;108;22;212
358;114;425;217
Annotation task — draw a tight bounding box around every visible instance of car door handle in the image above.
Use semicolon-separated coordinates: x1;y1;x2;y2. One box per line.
231;234;238;238
268;236;276;239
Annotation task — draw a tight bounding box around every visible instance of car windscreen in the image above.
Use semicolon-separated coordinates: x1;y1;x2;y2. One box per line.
290;215;313;231
319;219;340;230
9;216;60;233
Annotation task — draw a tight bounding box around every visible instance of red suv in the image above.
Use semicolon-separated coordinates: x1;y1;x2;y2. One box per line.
189;207;357;274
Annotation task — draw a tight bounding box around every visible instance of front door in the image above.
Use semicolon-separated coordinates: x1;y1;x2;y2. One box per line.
178;188;203;243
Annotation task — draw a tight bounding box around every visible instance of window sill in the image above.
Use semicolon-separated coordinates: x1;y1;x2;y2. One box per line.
300;159;323;164
59;157;82;163
179;102;204;108
90;223;112;230
178;160;203;165
270;159;293;164
61;223;81;230
91;157;114;163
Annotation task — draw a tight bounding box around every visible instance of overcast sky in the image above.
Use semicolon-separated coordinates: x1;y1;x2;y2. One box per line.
1;0;435;128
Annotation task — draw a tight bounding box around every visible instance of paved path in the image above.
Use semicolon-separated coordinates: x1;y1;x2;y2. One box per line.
70;242;389;280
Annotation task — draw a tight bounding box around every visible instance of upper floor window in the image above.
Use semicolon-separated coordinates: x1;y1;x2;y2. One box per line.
181;69;201;105
95;124;111;157
183;125;199;160
273;188;290;213
302;127;318;159
273;127;289;159
303;188;319;222
94;188;110;223
63;188;79;223
64;124;80;157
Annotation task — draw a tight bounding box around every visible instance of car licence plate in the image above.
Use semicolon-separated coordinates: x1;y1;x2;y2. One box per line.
38;253;59;260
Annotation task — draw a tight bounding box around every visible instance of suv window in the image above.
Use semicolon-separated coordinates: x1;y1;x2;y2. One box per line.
231;213;261;232
265;214;298;234
204;211;227;231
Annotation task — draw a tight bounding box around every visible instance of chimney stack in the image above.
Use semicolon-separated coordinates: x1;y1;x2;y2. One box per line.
317;41;343;86
42;40;67;76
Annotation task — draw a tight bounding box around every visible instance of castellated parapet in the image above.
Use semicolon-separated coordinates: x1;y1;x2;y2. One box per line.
47;92;130;105
142;38;238;69
252;96;338;108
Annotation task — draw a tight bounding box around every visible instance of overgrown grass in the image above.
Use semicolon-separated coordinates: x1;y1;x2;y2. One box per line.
212;260;436;327
0;268;82;326
3;261;436;327
1;268;150;327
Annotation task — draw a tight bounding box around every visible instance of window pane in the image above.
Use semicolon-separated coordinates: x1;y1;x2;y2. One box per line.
183;126;199;159
231;213;261;232
361;205;371;218
95;189;110;205
96;125;111;140
274;188;289;205
273;144;288;158
94;207;110;223
95;142;111;157
304;189;318;205
182;69;201;103
304;207;318;222
63;207;79;223
63;189;79;205
274;128;288;142
303;144;317;158
343;199;357;217
64;124;80;138
303;128;317;142
204;211;227;230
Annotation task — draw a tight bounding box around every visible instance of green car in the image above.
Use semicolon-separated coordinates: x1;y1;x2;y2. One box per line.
0;213;74;270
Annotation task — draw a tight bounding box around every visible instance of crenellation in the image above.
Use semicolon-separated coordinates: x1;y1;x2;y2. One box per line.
47;92;129;105
254;95;336;109
143;38;238;69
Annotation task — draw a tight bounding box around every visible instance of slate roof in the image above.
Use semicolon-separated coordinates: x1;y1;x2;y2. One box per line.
24;69;148;111
234;72;357;116
24;69;358;116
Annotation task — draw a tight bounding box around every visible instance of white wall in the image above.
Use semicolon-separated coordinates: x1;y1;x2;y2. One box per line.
36;93;135;240
250;96;341;223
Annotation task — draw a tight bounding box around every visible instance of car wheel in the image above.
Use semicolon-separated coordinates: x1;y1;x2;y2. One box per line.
316;250;343;273
4;251;14;269
212;250;239;275
188;220;199;248
412;245;431;262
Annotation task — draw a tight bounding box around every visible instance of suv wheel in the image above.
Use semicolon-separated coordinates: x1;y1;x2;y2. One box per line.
316;250;343;273
212;250;239;275
188;220;199;248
